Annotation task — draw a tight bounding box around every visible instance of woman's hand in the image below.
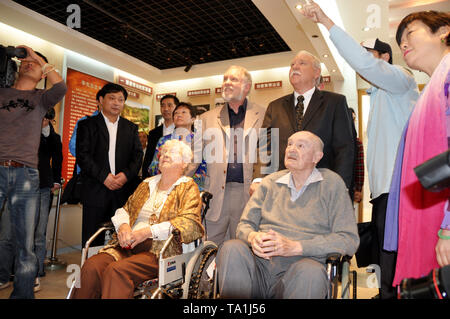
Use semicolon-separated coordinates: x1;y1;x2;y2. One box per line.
130;227;153;249
436;229;450;267
117;223;133;248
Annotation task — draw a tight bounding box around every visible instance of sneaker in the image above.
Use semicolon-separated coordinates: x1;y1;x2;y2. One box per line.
0;281;11;290
34;278;41;293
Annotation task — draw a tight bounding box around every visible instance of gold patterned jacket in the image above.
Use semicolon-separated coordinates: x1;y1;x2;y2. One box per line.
100;175;204;261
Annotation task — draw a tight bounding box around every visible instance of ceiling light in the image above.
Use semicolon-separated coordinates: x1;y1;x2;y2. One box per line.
332;69;336;72
362;26;371;31
296;4;302;10
323;54;328;58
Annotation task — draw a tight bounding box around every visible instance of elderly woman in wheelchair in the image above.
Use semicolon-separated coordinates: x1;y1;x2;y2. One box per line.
72;139;204;299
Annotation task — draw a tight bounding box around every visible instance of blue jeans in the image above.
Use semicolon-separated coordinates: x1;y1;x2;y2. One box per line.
0;166;39;299
0;204;15;283
34;187;51;277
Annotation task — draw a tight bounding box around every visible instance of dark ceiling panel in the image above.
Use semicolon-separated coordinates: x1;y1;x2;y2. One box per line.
14;0;291;70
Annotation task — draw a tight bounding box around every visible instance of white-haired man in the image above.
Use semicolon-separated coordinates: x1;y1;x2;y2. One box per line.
217;131;359;299
252;51;355;196
198;65;265;246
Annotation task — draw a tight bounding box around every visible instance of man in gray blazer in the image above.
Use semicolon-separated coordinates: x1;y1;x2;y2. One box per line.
198;65;265;246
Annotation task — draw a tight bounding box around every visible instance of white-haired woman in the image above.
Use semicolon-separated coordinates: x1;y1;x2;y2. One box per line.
73;139;204;299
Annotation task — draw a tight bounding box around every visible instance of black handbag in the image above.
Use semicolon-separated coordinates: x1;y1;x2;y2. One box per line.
354;221;377;268
61;171;82;205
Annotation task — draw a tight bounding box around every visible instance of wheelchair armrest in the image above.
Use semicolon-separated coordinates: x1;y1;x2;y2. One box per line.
326;253;342;265
172;228;181;237
201;191;213;205
200;192;213;221
100;221;114;230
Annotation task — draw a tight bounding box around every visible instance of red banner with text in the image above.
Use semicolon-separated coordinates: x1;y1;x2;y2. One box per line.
61;68;108;186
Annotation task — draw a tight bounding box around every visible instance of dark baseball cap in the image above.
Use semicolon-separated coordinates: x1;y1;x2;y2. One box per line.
361;38;393;64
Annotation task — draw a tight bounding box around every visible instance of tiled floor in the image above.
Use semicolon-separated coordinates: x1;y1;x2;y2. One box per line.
0;250;80;299
0;250;378;299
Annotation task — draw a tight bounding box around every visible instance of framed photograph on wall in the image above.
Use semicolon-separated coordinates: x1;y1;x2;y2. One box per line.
193;104;210;116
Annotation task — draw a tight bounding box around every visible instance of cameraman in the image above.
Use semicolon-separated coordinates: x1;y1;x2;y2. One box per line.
0;45;66;298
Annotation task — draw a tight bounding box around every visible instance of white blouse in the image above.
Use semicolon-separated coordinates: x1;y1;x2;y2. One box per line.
111;175;191;241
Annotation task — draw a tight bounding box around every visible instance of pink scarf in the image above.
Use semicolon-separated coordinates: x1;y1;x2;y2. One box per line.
393;53;450;286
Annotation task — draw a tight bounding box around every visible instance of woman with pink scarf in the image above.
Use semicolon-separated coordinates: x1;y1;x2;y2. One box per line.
384;11;450;289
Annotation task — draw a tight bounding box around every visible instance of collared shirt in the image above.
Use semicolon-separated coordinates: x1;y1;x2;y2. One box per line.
163;122;175;137
275;168;323;202
329;25;418;199
101;112;119;175
226;99;247;183
293;86;316;115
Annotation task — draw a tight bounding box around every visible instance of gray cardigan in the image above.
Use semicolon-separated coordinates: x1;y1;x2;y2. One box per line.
237;168;359;263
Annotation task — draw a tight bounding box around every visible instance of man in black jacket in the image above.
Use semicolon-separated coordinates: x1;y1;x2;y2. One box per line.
76;83;142;247
251;50;354;194
141;94;178;178
34;107;63;290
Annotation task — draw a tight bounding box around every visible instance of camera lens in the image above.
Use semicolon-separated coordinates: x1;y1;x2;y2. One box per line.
14;47;27;59
5;46;27;59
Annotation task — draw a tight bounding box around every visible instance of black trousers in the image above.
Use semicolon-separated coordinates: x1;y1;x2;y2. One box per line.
82;191;120;248
371;193;397;299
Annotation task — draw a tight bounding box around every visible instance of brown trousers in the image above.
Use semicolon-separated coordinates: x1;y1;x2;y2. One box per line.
72;239;158;299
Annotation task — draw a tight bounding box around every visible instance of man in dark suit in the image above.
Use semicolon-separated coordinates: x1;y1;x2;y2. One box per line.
141;94;179;178
252;50;354;194
76;83;143;247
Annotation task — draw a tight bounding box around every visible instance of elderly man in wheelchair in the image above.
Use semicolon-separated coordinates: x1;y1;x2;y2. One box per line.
216;131;360;299
72;139;208;299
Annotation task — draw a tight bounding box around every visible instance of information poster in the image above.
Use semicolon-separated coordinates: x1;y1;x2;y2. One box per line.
61;68;108;185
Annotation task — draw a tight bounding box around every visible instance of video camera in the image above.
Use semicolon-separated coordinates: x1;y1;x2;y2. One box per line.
398;148;450;299
0;44;27;88
398;265;450;299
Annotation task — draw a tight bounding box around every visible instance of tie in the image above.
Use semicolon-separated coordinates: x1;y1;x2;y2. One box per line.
295;95;305;131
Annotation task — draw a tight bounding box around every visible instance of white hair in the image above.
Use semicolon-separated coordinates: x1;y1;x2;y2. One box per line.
295;51;322;86
225;65;252;95
160;139;193;164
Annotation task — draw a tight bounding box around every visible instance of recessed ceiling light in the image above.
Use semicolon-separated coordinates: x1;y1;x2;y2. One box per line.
332;69;337;72
296;4;302;10
323;54;329;58
362;26;371;31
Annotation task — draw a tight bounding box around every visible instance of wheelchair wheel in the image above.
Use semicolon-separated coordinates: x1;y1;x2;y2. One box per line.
187;243;217;299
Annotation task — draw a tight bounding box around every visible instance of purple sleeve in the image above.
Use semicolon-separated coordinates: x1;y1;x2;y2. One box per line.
441;200;450;230
443;75;450;230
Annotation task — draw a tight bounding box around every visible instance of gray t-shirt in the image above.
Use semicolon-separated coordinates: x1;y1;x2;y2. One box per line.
0;81;67;168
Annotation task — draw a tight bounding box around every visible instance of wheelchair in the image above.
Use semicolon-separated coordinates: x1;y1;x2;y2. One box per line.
326;253;358;299
67;191;218;299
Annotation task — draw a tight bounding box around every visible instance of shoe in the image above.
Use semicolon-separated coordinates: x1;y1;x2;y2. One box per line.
34;278;41;293
0;281;11;290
